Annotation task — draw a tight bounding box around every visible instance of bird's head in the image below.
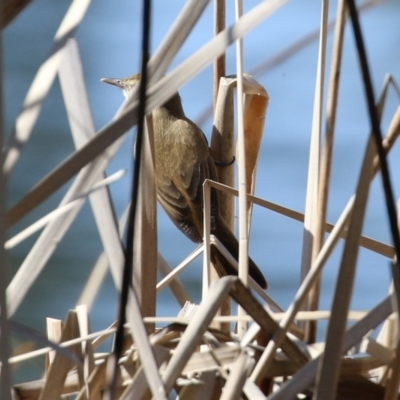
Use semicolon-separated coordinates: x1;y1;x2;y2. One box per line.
100;73;141;98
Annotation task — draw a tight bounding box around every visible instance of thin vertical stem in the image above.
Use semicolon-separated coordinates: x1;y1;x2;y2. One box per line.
307;0;346;343
299;0;328;339
235;0;248;337
203;181;212;299
213;0;226;111
0;28;12;400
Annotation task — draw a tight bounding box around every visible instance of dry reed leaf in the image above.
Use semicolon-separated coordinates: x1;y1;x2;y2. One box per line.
207;173;394;257
176;370;220;400
340;355;383;376
366;338;394;366
76;205;129;310
157;253;192;307
119;345;170;400
315;135;376;399
75;362;106;400
229;278;309;369
132;115;158;324
5;170;124;250
212;75;269;224
162;277;236;392
268;295;393;400
3;0;91;174
182;344;240;375
157;245;203;292
38;311;81;400
299;0;329;302
124;290;167;400
243;379;268;399
196;0;385;128
306;0;347;345
59;40;128;296
220;351;254;400
5;43;126;318
382;337;400;399
76;305;95;394
45;318;63;371
13;373;80;400
148;0;210;84
251;105;400;385
211;77;235;227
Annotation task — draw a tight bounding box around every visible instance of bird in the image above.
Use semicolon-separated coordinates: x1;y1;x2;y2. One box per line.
101;74;267;289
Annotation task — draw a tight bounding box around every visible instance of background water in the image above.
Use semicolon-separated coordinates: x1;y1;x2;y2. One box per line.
4;0;400;383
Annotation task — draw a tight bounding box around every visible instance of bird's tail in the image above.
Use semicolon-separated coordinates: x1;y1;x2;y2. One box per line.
210;218;268;289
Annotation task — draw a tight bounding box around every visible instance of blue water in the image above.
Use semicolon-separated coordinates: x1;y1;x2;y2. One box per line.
4;0;400;383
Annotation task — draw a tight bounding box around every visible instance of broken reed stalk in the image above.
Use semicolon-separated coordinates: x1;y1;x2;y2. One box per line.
307;0;347;344
299;0;328;342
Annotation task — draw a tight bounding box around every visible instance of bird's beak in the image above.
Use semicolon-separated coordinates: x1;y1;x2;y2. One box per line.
100;77;124;89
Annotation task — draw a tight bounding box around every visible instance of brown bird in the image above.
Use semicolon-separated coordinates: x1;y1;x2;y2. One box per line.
101;74;267;289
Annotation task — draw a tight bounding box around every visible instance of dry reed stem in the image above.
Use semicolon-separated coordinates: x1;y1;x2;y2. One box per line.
0;18;11;397
5;171;124;250
203;176;212;298
210;75;234;326
45;318;63;369
131;114;157;327
157;254;192;307
220;350;253;400
6;40;126;317
123;291;167;399
119;346;170;400
234;0;250;338
76;305;95;393
299;0;328;310
229;278;309;368
242;77;269;224
269;294;393;399
77;205;129;309
213;0;226;111
157;245;203;292
3;0;91;174
314;135;376;399
211;78;235;231
307;0;347;344
206;174;395;258
196;0;385;128
162;277;236;393
39;312;81;399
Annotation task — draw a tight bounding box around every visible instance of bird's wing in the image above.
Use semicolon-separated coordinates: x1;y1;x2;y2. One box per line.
156;120;218;243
